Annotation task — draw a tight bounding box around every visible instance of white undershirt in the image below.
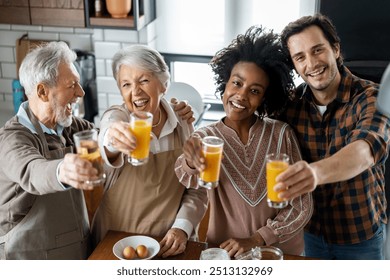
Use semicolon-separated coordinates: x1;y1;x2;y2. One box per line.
316;104;327;116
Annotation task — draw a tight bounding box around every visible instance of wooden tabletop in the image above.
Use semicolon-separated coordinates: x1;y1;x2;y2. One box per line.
88;230;315;260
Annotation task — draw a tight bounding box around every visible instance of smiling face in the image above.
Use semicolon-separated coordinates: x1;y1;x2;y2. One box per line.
287;25;341;99
117;65;166;116
223;62;268;128
46;62;84;128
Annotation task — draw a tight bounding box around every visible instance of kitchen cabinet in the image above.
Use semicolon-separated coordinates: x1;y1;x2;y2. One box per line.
0;0;30;25
0;0;85;27
84;0;155;30
29;0;85;27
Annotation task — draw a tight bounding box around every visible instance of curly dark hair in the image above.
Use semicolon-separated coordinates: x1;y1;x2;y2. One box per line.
210;25;295;118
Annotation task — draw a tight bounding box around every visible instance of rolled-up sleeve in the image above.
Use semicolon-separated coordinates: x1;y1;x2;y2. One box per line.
347;88;389;165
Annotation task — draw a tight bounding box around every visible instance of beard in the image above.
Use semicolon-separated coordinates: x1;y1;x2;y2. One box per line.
305;64;338;92
51;98;73;127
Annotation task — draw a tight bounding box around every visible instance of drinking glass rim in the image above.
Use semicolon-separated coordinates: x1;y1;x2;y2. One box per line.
73;128;98;138
202;136;224;147
266;153;289;162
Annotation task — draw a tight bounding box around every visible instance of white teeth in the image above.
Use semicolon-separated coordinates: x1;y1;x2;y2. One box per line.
134;99;148;107
309;67;325;76
231;101;245;109
66;103;72;110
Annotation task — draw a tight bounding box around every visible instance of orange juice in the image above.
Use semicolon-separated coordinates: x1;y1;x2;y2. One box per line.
198;136;224;189
77;140;105;178
130;119;152;160
200;146;223;183
73;129;106;186
266;161;289;203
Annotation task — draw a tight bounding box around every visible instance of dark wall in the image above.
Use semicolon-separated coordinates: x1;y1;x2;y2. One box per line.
318;0;390;215
318;0;390;82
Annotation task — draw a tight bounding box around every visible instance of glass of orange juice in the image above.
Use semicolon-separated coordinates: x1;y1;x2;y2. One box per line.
73;129;106;186
266;153;289;208
128;111;153;166
198;136;224;189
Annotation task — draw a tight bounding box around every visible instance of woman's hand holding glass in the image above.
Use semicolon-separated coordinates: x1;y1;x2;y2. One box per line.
182;136;205;171
105;121;137;156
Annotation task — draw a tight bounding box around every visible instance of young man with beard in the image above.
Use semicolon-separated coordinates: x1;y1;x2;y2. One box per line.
276;14;389;259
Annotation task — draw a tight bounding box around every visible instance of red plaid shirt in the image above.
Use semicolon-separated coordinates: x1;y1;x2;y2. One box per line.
280;66;389;244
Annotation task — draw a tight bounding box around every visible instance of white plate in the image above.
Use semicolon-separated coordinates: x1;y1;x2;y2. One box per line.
113;235;160;260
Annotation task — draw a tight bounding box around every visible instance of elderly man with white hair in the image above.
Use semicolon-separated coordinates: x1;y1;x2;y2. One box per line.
0;41;98;259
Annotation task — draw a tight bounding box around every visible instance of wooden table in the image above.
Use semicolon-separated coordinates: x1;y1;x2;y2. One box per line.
88;230;315;260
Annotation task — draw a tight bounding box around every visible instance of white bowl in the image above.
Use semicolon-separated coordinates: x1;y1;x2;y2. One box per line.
113;235;160;260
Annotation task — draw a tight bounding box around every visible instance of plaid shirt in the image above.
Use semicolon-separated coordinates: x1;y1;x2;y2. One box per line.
280;66;389;244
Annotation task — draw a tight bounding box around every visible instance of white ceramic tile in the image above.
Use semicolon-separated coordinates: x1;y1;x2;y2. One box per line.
95;59;106;76
97;76;118;93
3;92;13;102
93;29;104;41
105;59;113;77
11;25;43;32
147;39;157;50
122;42;155;50
0;98;14;127
98;109;106;117
107;93;123;107
139;20;157;44
1;63;17;78
97;93;108;109
0;78;13;94
93;114;101;128
0;30;26;46
0;47;14;63
94;41;121;59
28;32;59;41
60;33;92;51
43;26;74;33
75;28;94;34
104;29;138;43
0;24;11;30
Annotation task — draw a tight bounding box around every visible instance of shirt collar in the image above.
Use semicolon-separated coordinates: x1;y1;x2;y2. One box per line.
302;65;352;105
159;98;181;138
17;101;64;135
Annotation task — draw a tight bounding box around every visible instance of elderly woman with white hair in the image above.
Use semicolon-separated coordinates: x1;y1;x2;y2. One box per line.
91;45;207;258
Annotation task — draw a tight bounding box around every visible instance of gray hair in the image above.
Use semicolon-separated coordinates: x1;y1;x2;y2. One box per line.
111;45;170;88
19;41;77;95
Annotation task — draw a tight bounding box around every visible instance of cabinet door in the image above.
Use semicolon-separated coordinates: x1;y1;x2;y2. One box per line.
30;0;85;27
0;0;30;25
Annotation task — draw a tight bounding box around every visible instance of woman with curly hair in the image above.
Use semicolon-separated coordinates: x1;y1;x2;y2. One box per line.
174;26;313;258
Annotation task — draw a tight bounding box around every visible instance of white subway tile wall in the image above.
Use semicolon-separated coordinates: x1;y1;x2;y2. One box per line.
0;22;156;127
104;59;113;77
0;47;14;62
1;63;16;78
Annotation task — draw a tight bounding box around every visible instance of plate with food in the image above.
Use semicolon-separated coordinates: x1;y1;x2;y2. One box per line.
113;235;160;260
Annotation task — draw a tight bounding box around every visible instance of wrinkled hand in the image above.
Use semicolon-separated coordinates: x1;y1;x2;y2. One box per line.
274;160;318;200
158;228;188;258
183;135;205;171
171;98;195;124
59;153;99;190
220;233;264;258
105;121;137;155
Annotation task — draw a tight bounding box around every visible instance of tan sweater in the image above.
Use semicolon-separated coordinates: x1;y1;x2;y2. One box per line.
175;117;313;255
